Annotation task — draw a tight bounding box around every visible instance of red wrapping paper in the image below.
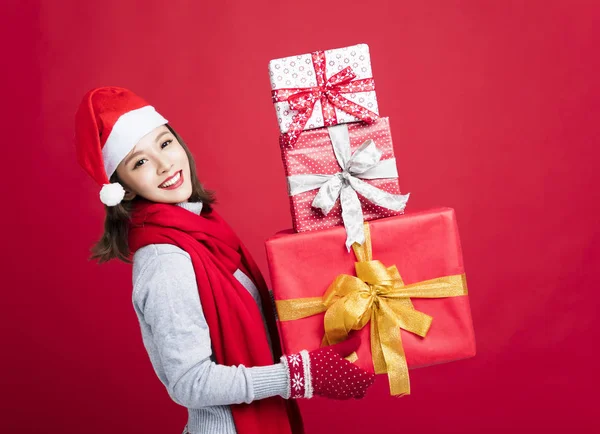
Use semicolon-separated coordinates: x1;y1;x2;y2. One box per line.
265;207;476;375
280;117;406;233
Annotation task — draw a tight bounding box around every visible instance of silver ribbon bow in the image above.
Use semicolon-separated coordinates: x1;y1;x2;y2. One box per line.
287;123;410;250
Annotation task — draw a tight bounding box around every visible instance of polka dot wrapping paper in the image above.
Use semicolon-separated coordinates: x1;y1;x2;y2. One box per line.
269;43;379;136
280;117;406;233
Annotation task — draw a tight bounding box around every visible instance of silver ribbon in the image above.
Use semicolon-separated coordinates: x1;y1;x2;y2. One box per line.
287;123;410;250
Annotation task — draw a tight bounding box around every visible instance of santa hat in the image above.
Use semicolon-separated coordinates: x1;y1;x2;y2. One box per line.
74;86;168;206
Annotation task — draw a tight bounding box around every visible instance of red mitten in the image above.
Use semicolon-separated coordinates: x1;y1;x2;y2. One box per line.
281;334;376;400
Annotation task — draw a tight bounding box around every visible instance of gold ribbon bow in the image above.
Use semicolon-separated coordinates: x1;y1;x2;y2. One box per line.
276;221;468;396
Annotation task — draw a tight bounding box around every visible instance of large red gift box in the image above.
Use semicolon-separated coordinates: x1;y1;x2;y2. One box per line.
280;117;409;236
265;207;476;395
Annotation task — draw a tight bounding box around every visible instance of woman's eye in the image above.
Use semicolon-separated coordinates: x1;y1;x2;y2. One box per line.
161;139;172;149
134;159;146;168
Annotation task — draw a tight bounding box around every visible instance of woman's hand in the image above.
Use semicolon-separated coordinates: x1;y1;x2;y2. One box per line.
281;334;376;400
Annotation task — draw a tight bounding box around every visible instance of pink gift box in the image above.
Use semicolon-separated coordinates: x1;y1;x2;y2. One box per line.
280;117;407;233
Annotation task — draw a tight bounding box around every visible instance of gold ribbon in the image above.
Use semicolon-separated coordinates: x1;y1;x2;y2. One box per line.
275;221;468;396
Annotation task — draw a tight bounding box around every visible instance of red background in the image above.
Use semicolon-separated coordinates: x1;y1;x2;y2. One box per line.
3;1;599;433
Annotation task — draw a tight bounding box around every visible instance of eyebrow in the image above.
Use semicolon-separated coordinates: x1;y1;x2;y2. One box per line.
124;150;144;167
154;130;170;144
124;131;171;167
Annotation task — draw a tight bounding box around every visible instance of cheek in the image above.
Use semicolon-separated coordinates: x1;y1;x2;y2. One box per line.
128;169;157;192
176;149;191;171
180;148;189;163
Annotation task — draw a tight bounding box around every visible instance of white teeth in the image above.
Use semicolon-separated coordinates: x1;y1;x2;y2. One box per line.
160;171;181;188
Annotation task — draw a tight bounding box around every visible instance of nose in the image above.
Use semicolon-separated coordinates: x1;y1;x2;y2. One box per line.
156;155;173;174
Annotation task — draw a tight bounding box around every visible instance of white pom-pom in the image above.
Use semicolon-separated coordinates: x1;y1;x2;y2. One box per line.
99;183;125;206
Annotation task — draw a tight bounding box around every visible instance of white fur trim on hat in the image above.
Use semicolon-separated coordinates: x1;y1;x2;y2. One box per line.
102;105;168;179
99;183;126;206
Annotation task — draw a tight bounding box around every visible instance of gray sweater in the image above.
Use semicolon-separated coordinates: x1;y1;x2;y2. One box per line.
131;201;290;434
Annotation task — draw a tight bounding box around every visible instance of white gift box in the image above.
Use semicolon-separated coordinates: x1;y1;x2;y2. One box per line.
268;43;380;136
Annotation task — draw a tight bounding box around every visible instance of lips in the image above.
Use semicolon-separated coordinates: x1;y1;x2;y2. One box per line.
159;170;183;189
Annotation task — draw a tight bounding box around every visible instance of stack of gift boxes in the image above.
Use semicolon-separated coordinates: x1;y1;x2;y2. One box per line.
264;43;476;397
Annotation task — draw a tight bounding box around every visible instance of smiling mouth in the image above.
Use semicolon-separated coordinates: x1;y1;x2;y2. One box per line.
159;170;183;189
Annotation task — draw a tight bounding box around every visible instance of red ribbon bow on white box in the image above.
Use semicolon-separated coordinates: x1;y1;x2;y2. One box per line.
272;50;379;146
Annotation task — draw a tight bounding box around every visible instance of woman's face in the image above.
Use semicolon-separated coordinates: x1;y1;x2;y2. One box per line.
115;125;193;204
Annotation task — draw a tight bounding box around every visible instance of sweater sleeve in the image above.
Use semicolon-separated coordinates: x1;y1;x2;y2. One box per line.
133;250;291;409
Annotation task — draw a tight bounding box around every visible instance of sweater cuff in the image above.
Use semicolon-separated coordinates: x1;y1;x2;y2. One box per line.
247;362;290;400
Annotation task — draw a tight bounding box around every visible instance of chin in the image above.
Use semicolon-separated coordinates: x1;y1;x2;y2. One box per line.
170;193;192;203
153;180;193;203
172;186;193;203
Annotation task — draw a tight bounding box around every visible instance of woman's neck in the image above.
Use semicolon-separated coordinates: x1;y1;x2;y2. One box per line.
175;200;203;215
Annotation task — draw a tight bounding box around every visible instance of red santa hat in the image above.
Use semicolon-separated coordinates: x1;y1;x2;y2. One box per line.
74;86;168;206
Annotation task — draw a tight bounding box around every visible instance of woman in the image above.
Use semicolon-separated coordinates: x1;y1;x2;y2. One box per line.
74;86;375;434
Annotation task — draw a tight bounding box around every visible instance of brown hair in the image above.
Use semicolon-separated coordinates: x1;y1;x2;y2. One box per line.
89;124;216;264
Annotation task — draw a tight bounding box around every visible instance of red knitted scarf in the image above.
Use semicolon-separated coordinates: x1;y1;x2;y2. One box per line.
128;199;303;434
